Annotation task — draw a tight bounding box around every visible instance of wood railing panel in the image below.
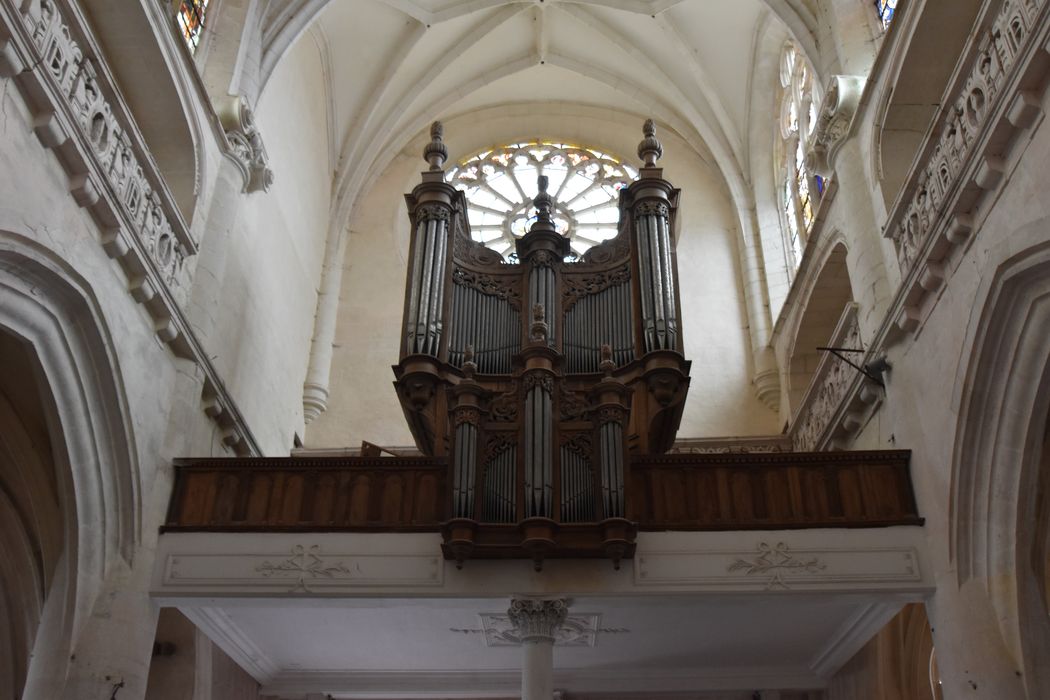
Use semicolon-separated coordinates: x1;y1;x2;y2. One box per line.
163;458;447;531
631;450;921;530
163;451;921;533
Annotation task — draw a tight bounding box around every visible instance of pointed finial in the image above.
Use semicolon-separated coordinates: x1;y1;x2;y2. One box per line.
423;121;448;171
534;174;553;223
637;118;663;167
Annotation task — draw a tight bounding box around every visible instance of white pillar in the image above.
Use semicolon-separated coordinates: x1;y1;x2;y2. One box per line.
508;599;568;700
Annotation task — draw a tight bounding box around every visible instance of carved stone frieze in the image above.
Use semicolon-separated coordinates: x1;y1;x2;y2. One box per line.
562;262;631;311
883;0;1049;331
506;599;569;642
805;74;865;178
452;268;521;308
220;96;274;194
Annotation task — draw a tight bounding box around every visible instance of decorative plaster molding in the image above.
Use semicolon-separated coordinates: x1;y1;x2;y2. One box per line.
219;95;274;194
635;544;921;590
162;547;443;591
255;545;352;592
727;542;826;590
507;598;569;642
806;75;865;178
478;611;603;647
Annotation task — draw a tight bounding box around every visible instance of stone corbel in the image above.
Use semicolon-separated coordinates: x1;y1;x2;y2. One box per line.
219;95;274;194
806;75;866;178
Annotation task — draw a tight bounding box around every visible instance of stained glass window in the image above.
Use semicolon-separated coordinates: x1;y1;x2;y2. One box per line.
177;0;210;52
446;142;637;262
777;42;819;272
876;0;897;30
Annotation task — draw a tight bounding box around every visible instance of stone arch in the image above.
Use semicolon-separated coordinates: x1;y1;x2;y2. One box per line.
951;240;1050;697
0;231;140;696
785;240;853;413
872;0;984;209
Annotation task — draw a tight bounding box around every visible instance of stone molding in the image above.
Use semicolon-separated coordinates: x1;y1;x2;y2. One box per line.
806;74;866;178
882;0;1050;337
219;95;274;194
0;0;261;456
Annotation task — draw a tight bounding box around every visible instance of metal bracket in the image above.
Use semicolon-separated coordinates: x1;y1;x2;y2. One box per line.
816;346;886;387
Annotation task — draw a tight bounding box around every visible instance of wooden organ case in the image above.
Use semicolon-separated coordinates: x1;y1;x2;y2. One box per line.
393;121;691;570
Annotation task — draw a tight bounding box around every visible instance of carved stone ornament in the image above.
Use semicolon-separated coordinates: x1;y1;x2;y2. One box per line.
255;545;352;592
507;598;569;642
221;96;274;194
806;74;865;178
727;542;826;590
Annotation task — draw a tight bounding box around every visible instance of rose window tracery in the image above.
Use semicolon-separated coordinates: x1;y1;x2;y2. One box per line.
446;142;638;262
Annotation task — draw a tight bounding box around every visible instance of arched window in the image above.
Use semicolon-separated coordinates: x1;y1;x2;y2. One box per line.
776;43;822;271
875;0;897;30
176;0;210;52
446;142;637;262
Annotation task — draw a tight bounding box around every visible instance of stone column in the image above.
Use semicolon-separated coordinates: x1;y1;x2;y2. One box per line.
508;599;568;700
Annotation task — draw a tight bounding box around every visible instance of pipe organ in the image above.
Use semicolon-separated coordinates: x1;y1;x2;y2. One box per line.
393;120;691;569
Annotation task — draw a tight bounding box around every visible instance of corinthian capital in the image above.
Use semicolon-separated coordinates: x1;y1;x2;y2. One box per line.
507;599;569;642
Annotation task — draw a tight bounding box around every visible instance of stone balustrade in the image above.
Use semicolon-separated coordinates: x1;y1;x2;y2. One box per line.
790;303;882;451
0;0;196;335
883;0;1050;333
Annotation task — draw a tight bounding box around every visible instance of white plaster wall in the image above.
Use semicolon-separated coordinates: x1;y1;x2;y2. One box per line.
206;36;333;453
307;104;779;448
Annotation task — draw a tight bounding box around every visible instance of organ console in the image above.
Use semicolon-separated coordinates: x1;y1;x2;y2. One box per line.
393;120;691;569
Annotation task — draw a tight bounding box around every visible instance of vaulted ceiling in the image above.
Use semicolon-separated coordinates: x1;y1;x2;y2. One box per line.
256;0;822;230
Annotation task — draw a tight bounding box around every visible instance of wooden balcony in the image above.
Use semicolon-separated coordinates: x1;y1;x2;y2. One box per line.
164;450;921;538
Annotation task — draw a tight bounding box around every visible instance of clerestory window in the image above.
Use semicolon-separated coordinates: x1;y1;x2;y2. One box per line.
176;0;210;52
875;0;897;30
446;142;637;263
777;43;822;272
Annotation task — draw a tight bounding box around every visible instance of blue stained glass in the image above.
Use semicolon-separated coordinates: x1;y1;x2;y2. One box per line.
876;0;897;30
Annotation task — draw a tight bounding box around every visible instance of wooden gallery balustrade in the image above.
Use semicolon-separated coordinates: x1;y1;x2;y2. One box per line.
163;450;922;563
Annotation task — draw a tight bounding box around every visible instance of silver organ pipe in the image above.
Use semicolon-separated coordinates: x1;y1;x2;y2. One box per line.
634;200;677;352
452;420;478;518
406;206;450;356
523;375;553;518
563;281;633;373
559;443;596;522
598;419;625;518
448;282;519;374
482;444;516;523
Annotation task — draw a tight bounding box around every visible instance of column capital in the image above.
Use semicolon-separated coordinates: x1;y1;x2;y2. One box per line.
507;599;568;642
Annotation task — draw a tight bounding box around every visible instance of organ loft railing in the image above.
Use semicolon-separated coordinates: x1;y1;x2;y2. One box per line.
393;121;691;569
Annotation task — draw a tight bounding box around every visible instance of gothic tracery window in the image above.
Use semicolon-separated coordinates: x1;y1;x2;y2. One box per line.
875;0;897;30
777;43;821;270
177;0;210;52
446;142;637;262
